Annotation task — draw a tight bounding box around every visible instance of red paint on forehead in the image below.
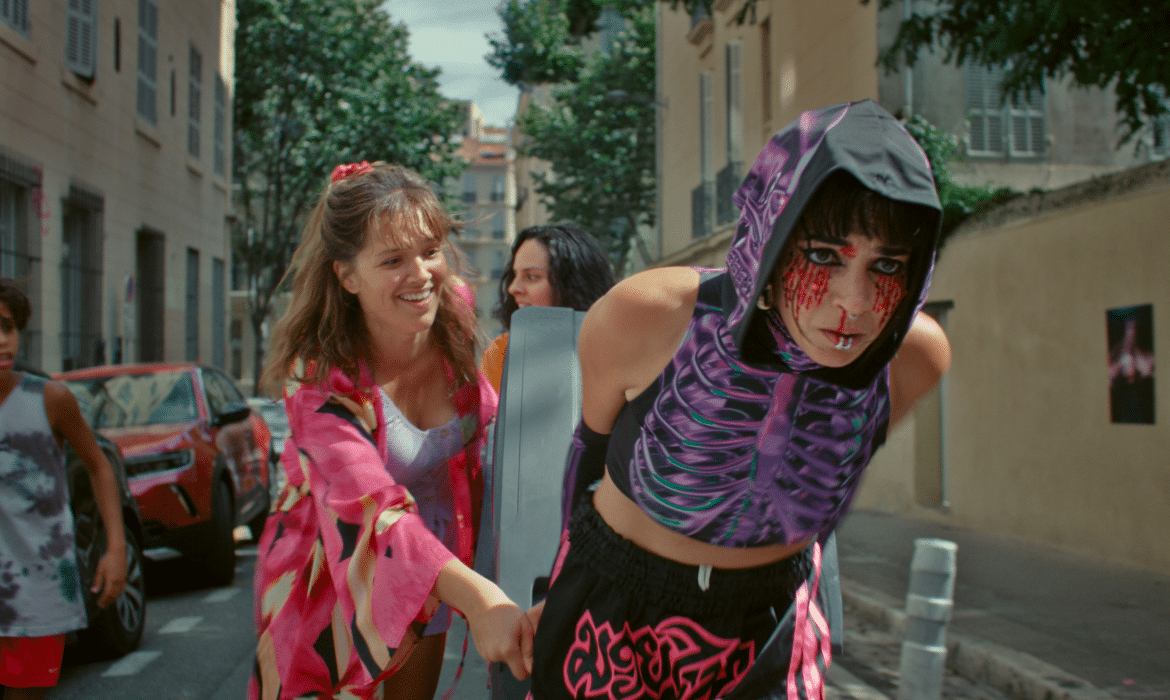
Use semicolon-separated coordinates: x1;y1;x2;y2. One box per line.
839;245;858;259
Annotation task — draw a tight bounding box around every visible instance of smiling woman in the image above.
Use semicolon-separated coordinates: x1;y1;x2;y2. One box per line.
251;162;533;700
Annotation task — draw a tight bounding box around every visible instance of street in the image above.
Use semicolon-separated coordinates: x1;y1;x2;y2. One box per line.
52;535;494;700
54;542;262;700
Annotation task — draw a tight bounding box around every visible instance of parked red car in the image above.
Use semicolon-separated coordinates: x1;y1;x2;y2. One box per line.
55;363;273;585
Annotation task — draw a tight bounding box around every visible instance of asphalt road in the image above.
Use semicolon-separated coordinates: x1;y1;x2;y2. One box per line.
52;533;496;700
54;539;260;700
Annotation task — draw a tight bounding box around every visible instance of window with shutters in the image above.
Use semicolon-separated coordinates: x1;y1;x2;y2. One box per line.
213;74;227;176
1;0;30;35
965;65;1045;158
136;0;158;124
188;45;202;159
65;0;98;78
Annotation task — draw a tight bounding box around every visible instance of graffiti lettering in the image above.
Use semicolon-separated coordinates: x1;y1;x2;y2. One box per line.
563;611;755;700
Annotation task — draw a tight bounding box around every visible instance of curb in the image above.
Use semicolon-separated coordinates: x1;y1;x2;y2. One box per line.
840;578;1117;700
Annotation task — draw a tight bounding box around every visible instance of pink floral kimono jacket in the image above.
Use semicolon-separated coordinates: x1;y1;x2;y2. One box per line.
250;362;496;700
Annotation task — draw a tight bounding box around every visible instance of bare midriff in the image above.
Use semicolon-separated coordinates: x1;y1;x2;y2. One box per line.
593;470;813;570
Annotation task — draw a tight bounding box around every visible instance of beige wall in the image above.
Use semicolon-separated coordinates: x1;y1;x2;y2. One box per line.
856;161;1170;574
657;0;879;266
1;0;234;371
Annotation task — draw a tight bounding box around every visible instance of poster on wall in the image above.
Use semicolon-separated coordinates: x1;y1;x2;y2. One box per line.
1106;304;1155;424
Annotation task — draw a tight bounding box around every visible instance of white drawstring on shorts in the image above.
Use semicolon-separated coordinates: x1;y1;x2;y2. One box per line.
697;564;713;592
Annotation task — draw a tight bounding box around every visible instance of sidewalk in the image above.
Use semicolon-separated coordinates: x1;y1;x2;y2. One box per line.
834;510;1170;700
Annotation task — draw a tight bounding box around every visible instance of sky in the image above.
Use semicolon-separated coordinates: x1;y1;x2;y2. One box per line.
381;1;520;128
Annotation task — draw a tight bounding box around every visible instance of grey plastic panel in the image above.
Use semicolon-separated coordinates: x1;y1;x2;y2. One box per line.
482;306;587;699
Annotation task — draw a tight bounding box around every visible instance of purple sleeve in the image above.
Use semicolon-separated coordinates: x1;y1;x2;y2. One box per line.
561;420;610;530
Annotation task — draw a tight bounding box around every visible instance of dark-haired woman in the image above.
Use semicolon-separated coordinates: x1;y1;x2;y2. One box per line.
527;100;952;699
250;162;532;700
480;225;616;394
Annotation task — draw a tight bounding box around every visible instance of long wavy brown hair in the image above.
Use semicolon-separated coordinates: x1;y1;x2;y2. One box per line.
263;163;480;394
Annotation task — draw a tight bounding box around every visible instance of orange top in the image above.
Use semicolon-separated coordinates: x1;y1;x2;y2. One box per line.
480;333;509;394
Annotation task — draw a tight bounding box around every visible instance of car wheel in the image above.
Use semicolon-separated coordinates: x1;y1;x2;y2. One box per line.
78;528;147;657
202;479;236;586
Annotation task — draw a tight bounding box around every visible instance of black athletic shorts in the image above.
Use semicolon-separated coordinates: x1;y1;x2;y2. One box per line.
529;499;813;700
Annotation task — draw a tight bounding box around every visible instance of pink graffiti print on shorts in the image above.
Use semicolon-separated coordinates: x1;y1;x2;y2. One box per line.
563;611;755;699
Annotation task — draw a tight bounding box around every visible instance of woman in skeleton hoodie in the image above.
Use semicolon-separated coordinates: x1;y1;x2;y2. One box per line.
527;100;951;699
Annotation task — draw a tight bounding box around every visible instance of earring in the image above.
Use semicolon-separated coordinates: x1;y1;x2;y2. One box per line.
756;284;774;311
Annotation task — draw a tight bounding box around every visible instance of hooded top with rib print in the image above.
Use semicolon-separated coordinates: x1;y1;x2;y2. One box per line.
605;100;942;547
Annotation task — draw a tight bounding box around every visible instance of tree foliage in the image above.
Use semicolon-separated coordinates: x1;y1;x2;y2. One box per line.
511;4;658;274
864;0;1170;144
902;115;1016;251
233;0;463;391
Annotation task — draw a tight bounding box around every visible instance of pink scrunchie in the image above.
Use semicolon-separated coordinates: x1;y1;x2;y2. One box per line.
330;161;372;183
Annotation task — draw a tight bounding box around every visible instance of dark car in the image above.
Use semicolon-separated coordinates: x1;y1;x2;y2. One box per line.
56;363;273;586
13;363;147;658
67;433;148;657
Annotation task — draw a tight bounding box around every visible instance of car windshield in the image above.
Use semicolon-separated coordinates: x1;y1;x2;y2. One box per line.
63;371;199;428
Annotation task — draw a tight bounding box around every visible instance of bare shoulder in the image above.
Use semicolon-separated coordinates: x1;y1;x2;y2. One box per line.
43;379;81;417
42;379;88;440
589;268;697;332
583;267;699;354
888;313;952;425
580;268;699;405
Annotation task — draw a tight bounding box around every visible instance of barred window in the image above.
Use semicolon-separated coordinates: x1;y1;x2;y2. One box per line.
61;191;103;371
0;176;41;364
136;0;159;124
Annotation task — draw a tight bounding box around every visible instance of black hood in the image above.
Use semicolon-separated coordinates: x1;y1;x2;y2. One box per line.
722;99;942;389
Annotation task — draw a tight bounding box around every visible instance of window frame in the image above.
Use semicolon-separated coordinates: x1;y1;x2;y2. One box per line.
65;0;98;78
1;0;31;36
135;0;158;124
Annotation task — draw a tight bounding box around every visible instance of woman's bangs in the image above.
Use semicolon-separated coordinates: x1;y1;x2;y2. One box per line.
373;188;452;248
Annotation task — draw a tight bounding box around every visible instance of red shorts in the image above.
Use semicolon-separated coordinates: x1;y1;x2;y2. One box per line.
0;634;67;688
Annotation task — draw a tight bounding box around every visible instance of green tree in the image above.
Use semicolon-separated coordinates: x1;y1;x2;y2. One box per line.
233;0;463;392
517;5;657;274
864;0;1170;144
902;114;1016;251
490;1;658;273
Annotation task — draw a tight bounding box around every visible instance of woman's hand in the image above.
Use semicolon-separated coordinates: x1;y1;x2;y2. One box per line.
464;598;535;680
434;559;534;679
525;599;545;633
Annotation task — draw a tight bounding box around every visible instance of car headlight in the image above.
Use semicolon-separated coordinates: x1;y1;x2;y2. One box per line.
124;449;195;477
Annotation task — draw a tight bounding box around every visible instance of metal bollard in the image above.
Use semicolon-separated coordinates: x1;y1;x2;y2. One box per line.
898;538;957;700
